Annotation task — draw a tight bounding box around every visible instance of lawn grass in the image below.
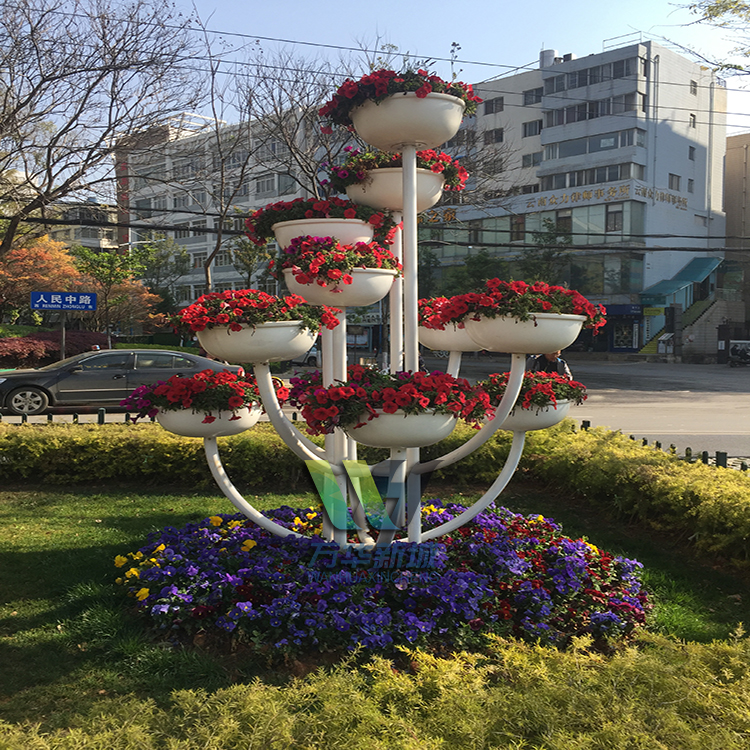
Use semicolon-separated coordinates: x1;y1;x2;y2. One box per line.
1;479;749;734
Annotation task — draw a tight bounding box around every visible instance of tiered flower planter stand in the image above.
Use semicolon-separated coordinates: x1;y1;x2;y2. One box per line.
191;88;587;548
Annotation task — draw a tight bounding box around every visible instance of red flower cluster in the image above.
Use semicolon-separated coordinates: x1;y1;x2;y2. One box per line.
243;196;397;248
121;369;288;423
275;235;401;288
288;365;492;436
479;371;587;412
170;288;341;334
324;147;468;193
319;69;482;129
417;297;467;331
434;280;607;333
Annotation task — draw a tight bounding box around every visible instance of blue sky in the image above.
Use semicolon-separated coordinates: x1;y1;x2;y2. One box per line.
187;0;750;131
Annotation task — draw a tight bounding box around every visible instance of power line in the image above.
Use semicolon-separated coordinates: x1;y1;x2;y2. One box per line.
10;212;750;247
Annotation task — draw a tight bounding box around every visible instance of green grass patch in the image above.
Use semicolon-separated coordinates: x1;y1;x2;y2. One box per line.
1;481;750;746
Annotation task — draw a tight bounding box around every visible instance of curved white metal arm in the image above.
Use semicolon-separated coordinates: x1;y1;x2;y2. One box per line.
413;353;526;475
203;437;302;539
420;430;526;540
253;362;327;464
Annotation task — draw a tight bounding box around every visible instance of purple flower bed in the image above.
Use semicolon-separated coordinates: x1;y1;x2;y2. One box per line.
115;503;649;657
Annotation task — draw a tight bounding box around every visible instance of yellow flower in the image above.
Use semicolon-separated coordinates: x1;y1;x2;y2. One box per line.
241;539;257;552
228;520;243;529
125;567;140;579
130;551;144;560
114;555;128;568
586;542;600;555
293;516;304;526
135;588;150;601
306;512;318;520
208;516;223;527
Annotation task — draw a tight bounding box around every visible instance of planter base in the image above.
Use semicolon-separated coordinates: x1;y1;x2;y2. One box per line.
464;313;586;354
344;410;457;448
157;405;261;438
284;268;397;307
197;322;317;364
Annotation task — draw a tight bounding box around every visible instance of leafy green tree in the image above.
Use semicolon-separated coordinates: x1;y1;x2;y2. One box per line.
229;236;274;290
439;248;508;296
418;248;442;298
137;238;191;313
518;218;572;284
71;246;149;347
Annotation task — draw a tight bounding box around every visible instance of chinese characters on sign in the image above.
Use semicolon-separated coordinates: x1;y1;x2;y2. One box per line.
308;541;440;571
30;292;97;311
526;183;631;209
633;184;688;210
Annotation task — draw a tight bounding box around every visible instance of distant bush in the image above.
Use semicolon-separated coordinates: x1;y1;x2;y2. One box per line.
0;330;109;367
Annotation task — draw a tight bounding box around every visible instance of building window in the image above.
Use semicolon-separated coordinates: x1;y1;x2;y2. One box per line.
174;223;190;239
523;87;543;105
522;151;543;168
695;214;707;227
668;174;681;191
193;285;206;298
689;113;697;128
606;203;623;233
192;252;208;269
510;215;525;242
215;283;234;293
255;173;276;196
544;75;566;95
215;251;233;267
467;220;482;244
483;128;504;145
689;146;696;160
522;120;543;137
690;79;698;95
556;209;572;234
152;195;168;212
177;286;192;303
484;97;504;115
688;178;695;193
521;184;540;194
191;220;207;236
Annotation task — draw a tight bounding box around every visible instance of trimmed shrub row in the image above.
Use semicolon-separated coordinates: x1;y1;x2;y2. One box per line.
2;420;750;564
1;633;750;749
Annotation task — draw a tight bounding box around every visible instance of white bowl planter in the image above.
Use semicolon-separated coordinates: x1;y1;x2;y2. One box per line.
272;218;373;249
418;323;478;353
156;405;262;438
464;313;586;354
283;268;397;308
495;400;572;432
197;322;317;364
345;168;444;212
344;410;457;448
350;92;466;151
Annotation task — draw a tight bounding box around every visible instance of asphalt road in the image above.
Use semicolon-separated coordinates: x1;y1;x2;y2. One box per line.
429;354;750;459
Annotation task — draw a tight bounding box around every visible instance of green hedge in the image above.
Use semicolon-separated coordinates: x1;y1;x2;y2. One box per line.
0;422;511;492
521;423;750;563
2;420;750;564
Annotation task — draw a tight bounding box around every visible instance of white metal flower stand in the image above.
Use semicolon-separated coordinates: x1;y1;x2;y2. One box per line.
198;92;584;547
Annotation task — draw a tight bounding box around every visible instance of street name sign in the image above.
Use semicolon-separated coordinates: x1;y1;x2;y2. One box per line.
30;292;97;311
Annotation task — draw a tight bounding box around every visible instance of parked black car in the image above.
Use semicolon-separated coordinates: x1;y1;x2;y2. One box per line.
0;349;243;415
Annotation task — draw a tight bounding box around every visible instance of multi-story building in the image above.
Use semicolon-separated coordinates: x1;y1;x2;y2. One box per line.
47;202;118;251
425;40;728;354
115;114;304;306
